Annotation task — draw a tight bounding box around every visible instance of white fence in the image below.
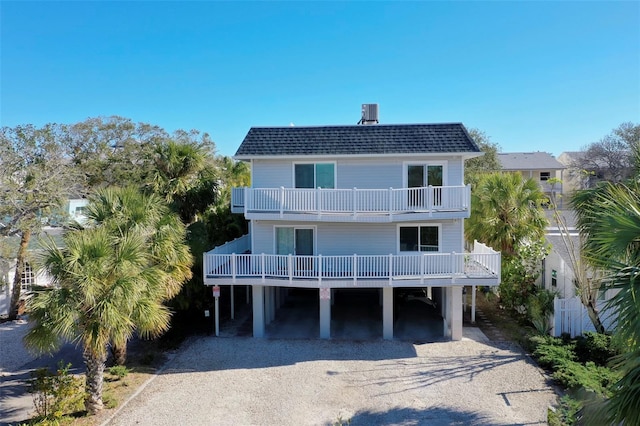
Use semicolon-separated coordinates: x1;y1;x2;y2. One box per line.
231;185;471;216
553;297;617;337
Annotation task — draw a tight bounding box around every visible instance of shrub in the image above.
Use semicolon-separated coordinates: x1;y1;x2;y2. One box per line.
108;365;129;379
575;332;619;366
29;361;84;420
530;336;576;370
548;395;582;426
552;361;620;397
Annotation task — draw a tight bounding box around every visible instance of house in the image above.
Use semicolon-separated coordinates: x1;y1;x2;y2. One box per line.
202;106;501;341
67;198;89;225
0;228;62;317
498;152;566;205
542;210;617;336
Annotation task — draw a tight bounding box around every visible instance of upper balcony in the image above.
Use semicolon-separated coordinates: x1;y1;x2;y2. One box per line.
231;185;471;222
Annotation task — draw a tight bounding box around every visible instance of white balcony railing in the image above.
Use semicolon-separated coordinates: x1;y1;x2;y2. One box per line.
231;186;470;217
203;245;500;287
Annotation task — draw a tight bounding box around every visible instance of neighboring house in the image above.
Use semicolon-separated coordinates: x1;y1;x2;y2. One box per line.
557;151;588;195
498;152;566;205
0;229;62;317
203;107;501;341
67;198;89;225
557;151;635;194
542;210;616;336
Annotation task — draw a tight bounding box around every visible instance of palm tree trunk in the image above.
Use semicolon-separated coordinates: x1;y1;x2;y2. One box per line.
9;229;31;320
584;297;606;334
84;348;107;415
111;342;127;365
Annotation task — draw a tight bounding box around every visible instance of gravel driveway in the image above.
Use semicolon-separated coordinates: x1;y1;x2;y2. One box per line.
106;335;557;426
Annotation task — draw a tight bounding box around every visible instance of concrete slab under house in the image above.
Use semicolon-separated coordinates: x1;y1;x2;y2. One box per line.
203;105;501;341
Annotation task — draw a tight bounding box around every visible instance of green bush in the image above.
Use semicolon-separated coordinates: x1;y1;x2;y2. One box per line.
107;365;129;379
552;361;620;397
548;395;582;426
530;336;576;370
29;361;84;420
575;332;619;366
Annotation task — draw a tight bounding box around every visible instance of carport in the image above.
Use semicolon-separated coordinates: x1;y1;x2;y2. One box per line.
259;286;446;341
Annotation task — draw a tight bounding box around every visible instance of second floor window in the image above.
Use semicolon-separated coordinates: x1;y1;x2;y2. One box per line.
540;172;551;181
294;163;335;189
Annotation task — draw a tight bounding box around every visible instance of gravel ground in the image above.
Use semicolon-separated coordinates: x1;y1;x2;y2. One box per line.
0;319;37;374
107;337;557;426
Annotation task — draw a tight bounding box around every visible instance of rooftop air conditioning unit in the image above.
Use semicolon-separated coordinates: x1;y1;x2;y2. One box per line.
360;103;379;124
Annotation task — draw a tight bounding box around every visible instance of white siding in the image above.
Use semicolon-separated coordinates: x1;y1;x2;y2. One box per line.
250;156;465;189
250;220;462;255
252;159;293;188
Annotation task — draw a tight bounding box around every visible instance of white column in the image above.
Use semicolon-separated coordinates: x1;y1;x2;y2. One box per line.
451;286;463;341
252;285;265;338
319;289;331;339
383;287;394;340
471;285;477;324
443;287;450;337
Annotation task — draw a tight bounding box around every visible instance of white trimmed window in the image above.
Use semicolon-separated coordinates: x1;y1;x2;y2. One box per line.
399;225;440;252
294;163;335;189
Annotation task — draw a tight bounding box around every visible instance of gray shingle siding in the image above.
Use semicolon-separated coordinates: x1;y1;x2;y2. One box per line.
235;123;480;157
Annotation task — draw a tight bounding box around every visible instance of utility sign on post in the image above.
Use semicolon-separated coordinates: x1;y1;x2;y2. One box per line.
212;286;221;298
320;288;331;300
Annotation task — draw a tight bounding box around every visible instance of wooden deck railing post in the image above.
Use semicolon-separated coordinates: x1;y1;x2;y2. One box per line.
261;253;265;283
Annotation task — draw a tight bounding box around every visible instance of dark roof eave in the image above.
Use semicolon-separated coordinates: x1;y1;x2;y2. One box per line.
234;151;484;161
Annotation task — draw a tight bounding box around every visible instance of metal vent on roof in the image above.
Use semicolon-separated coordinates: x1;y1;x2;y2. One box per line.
359;103;379;124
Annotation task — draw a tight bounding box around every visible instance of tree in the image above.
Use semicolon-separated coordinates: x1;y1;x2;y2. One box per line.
466;172;549;309
571;139;640;424
567;122;639;188
0;124;79;320
25;187;192;414
83;186;193;364
66;116;167;191
464;128;501;184
573;180;640;424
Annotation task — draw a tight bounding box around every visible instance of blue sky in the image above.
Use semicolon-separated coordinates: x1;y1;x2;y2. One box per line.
2;1;638;157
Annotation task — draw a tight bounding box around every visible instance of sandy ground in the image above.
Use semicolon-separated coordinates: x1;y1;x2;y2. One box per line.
106;336;557;426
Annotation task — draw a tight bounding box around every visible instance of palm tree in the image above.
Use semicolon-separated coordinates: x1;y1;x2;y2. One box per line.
84;186;193;364
24;188;193;414
466;172;548;257
572;179;640;424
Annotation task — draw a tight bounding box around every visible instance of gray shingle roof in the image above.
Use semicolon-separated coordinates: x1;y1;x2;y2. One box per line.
234;123;481;157
498;152;565;171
